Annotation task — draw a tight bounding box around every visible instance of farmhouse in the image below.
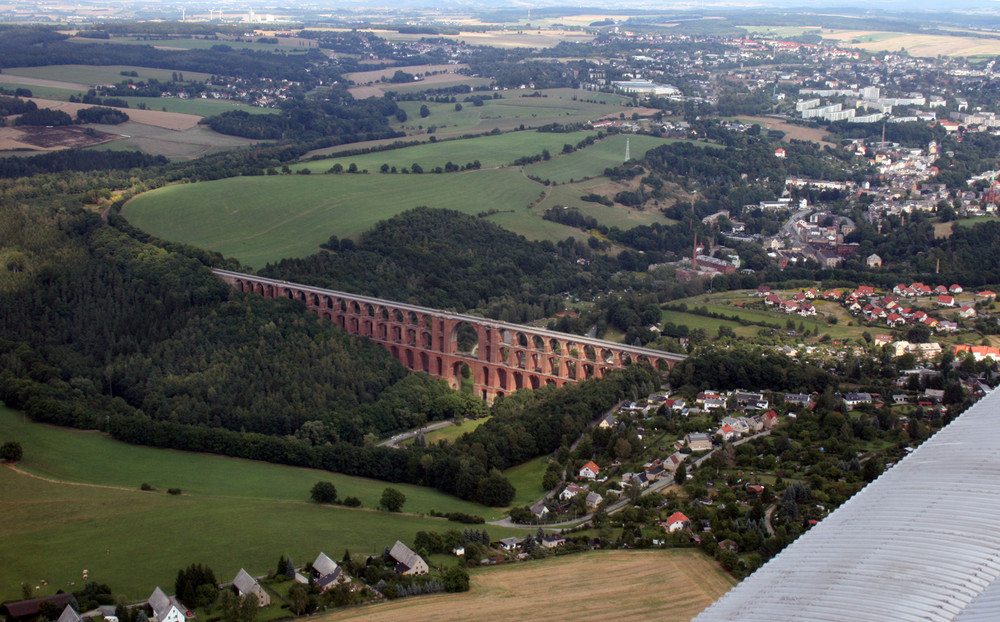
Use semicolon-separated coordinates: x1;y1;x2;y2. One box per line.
665;511;691;533
147;587;185;622
232;569;270;607
57;606;81;622
0;595;77;622
312;552;346;590
389;540;429;575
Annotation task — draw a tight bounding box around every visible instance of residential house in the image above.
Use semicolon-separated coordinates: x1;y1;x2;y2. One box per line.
936;295;955;307
954;344;1000;361
148;588;185;622
977;290;997;299
232;569;270;607
665;511;691;533
762;410;780;429
497;537;523;552
950;284;963;294
598;414;616;429
716;424;735;442
866;253;882;268
665;452;688;470
585;491;603;510
560;483;585;501
530;500;550;520
703;397;726;410
958;305;977;319
389;540;429;575
312;552;345;590
686;432;713;451
541;535;567;549
57;607;81;622
579;461;601;480
0;595;77;622
842;392;873;408
784;393;814;409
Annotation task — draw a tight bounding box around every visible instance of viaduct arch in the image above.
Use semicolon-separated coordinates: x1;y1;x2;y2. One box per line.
214;269;686;402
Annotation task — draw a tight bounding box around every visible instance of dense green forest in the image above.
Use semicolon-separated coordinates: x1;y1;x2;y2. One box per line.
262;207;619;323
205;96;403;142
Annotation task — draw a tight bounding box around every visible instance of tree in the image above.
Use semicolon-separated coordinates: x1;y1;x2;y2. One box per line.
0;441;22;463
476;469;516;506
380;487;406;512
419;104;430;118
238;593;258;622
310;481;338;504
674;461;688;485
442;566;470;592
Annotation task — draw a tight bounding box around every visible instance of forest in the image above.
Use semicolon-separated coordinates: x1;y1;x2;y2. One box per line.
205;96;403;142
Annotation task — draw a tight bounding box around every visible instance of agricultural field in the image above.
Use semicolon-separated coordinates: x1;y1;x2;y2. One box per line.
387;88;631;137
417;417;492;445
114;96;277;117
821;30;1000;57
320;549;735;621
98;122;255;159
535;179;676;230
350;28;595;49
3;65;213;87
524;135;706;184
123;167;546;267
730;116;836;148
0;125;118;154
0;77;82;100
71;36;316;53
292;130;597;173
0;405;524;601
28;98;203;130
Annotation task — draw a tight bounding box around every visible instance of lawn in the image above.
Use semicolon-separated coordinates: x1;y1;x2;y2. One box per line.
123;167;545;267
4;65;212;87
418;417;492;445
0;405;523;601
291;130;597;173
319;549;735;621
0;82;81;100
534;178;675;230
503;456;551;508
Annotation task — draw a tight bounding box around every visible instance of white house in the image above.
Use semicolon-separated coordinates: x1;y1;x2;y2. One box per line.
579;461;600;480
148;588;185;622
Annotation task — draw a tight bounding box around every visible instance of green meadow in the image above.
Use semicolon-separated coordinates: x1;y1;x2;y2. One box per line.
291;129;597;173
524;135;702;183
0;405;523;601
83;37;316;53
4;65;212;86
115;96;277;117
123;168;545;267
502;456;550;508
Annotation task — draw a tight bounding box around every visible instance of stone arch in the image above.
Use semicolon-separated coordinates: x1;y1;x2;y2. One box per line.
449;321;480;356
584;345;597;362
420;331;433;349
404;349;415;369
391;325;402;342
309;293;320;306
621;352;634;366
406;328;417;346
349;301;361;315
419;351;430;373
407;311;419;326
348;317;359;333
376;321;388;340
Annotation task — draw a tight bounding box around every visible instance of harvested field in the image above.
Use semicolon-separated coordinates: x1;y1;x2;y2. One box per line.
735;115;836;148
355;28;594;49
319;550;735;621
0;125;116;152
27;98;203;130
345;63;470;85
0;73;90;91
823;30;1000;57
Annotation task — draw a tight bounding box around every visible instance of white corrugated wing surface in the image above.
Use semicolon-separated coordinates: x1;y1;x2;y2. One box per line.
694;387;1000;622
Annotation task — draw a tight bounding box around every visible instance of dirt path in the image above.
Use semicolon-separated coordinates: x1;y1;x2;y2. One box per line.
4;463;136;492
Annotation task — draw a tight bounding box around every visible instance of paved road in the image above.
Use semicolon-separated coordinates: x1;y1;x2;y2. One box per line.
377;420;455;448
764;503;777;536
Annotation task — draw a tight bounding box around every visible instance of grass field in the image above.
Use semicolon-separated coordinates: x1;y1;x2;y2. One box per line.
0;405;525;601
123;168;545;267
75;36;315;53
524;135;705;184
292;130;597;173
4;65;212;87
534;179;675;229
319;549;735;621
115;96;277;117
502;456;550;508
419;417;492;445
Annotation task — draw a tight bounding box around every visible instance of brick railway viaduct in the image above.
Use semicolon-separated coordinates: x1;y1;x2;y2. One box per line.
214;269;686;402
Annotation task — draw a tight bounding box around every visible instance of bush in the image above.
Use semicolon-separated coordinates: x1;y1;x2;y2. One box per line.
380;487;406;512
140;482;154;491
442;566;470;592
0;441;23;463
167;488;182;495
341;496;361;507
310;481;338;504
